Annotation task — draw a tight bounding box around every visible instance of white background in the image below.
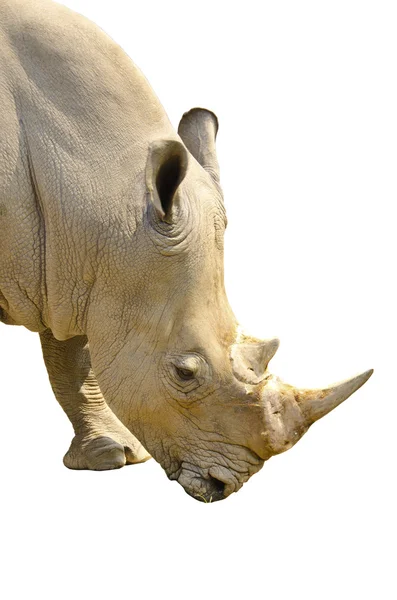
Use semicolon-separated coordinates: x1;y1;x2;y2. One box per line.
1;1;395;598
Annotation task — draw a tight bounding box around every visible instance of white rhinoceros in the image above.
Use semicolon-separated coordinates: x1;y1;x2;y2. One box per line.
0;0;372;501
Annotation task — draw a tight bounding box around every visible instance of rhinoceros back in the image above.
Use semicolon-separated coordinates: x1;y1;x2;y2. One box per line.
0;0;176;335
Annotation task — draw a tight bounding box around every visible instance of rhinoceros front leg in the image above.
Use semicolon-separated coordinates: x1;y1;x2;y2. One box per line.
39;330;150;470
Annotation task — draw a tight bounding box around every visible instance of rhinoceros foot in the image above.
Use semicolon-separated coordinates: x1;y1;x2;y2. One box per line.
63;433;151;471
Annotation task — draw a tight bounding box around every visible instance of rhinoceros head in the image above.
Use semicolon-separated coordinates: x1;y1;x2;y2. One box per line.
90;108;372;501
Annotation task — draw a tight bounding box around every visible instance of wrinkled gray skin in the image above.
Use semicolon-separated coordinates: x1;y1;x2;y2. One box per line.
0;0;372;501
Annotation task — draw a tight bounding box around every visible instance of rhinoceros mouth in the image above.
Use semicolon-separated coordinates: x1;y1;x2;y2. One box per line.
174;463;241;502
179;472;229;503
164;445;265;502
184;474;226;503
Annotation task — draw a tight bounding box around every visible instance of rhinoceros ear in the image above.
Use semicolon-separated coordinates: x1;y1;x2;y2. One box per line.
146;139;188;224
178;108;220;185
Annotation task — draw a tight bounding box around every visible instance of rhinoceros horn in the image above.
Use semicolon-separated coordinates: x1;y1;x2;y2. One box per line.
295;369;374;424
178;108;220;184
231;338;280;383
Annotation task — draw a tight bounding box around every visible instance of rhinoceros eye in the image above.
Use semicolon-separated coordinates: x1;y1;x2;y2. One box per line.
162;353;211;399
175;366;195;381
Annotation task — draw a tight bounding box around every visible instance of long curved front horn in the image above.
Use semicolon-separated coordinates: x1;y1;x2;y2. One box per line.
295;369;374;424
